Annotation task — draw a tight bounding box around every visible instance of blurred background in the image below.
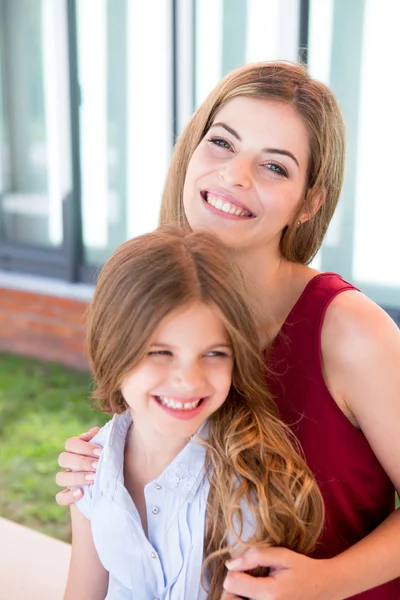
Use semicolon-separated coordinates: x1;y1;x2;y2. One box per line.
0;2;399;596
0;0;399;313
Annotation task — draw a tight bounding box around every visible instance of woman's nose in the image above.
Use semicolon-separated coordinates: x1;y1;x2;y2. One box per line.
219;155;252;189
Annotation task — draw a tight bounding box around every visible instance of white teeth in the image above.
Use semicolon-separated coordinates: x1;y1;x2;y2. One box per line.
206;193;251;217
157;396;202;410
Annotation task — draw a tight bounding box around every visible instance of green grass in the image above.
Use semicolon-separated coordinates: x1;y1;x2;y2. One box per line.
0;353;109;542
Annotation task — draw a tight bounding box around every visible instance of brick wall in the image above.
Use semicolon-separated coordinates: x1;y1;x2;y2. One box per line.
0;287;89;370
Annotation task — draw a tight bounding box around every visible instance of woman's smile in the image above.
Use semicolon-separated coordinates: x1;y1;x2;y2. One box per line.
201;189;255;219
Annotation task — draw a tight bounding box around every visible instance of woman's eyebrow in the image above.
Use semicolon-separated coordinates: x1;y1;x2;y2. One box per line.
211;122;241;140
263;148;300;168
210;122;300;168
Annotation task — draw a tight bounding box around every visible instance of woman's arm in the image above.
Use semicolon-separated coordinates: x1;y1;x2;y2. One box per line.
64;505;109;600
317;290;400;595
55;427;101;506
222;291;400;600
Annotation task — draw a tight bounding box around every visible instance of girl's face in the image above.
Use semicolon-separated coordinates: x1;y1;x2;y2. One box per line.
120;302;233;441
183;97;310;253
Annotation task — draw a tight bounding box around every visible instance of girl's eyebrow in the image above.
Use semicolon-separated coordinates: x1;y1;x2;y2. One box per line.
210;122;300;168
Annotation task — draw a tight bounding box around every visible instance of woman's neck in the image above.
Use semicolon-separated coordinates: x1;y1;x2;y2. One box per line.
234;245;318;347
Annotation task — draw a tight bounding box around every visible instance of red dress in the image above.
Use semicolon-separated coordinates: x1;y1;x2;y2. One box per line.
267;272;400;598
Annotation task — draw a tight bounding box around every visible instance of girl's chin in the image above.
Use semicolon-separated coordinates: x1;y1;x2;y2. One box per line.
155;424;198;440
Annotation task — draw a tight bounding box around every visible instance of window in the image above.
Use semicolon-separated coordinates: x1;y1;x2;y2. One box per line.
0;0;71;250
308;0;400;311
76;0;174;267
194;0;301;106
0;0;174;278
1;0;399;318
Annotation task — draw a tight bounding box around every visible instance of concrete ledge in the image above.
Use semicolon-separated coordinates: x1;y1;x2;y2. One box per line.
0;517;71;600
0;270;94;302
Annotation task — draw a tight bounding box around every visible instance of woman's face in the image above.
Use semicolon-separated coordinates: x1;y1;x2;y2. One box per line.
183;97;310;254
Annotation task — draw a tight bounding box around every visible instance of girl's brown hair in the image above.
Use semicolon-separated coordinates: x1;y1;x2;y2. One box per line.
160;61;346;264
87;228;324;598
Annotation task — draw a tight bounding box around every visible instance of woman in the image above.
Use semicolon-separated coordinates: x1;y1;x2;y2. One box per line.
56;62;400;599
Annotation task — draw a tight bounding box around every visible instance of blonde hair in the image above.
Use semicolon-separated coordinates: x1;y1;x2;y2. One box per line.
160;61;346;264
87;228;324;598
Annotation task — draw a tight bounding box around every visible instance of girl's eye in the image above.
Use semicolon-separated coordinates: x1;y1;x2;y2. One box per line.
148;350;172;357
204;350;232;358
207;137;233;151
264;162;288;177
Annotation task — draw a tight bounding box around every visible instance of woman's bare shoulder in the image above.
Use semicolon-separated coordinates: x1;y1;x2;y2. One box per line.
321;289;400;487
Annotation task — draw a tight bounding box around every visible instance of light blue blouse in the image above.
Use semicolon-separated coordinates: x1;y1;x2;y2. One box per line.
76;411;211;599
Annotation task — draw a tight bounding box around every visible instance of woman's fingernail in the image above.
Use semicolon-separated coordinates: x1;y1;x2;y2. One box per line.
93;448;102;457
72;488;82;498
225;558;242;570
79;432;90;438
85;473;95;481
91;461;98;470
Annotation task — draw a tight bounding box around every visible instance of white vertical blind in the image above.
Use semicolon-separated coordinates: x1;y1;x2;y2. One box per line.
42;0;72;246
126;0;173;238
77;0;108;249
353;0;400;287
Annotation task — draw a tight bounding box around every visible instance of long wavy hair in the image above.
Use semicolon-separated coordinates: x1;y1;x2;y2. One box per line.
160;61;346;264
86;228;324;598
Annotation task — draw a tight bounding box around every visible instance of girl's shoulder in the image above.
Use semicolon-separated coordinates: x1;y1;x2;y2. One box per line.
75;413;131;520
91;412;132;450
90;415;117;449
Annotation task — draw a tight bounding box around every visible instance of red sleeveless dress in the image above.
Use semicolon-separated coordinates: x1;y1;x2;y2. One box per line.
266;272;400;598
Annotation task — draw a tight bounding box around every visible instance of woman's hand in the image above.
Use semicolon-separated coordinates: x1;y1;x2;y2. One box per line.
221;547;338;600
55;427;102;506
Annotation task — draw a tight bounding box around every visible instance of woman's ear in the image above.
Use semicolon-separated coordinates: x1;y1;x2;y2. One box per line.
299;187;327;224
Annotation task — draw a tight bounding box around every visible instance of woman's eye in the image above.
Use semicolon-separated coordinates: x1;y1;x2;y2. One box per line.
207;137;233;151
148;350;172;357
264;162;288;177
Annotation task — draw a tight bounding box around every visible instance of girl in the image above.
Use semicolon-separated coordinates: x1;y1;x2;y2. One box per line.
57;62;400;599
64;228;324;600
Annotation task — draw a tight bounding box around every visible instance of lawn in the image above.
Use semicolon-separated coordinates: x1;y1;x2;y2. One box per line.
0;353;109;542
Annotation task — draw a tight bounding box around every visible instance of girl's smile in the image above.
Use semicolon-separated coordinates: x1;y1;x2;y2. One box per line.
152;394;209;420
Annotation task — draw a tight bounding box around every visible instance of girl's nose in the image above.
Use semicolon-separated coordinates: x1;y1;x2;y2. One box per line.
170;362;206;393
